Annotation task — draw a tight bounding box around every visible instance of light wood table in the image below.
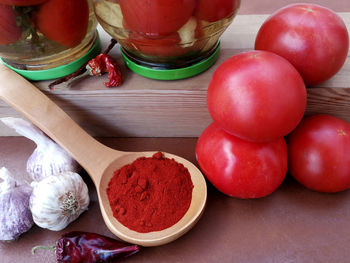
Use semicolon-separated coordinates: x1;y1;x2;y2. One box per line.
0;2;349;138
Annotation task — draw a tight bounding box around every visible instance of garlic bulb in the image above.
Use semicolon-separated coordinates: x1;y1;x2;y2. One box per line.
1;117;80;181
30;172;89;231
0;167;34;241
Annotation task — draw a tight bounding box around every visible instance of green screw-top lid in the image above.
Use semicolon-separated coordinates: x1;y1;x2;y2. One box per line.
121;43;220;80
1;33;101;81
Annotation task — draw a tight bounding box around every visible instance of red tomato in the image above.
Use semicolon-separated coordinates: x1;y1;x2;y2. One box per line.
255;4;349;86
34;0;89;48
128;32;185;58
0;4;22;44
0;0;46;5
194;0;240;22
120;0;196;37
196;123;288;198
287;114;350;193
207;50;306;142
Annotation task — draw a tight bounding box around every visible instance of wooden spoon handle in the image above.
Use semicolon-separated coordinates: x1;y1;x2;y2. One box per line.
0;64;119;181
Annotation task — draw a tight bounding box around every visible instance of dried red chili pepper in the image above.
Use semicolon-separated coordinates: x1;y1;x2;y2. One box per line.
87;54;122;87
32;231;140;263
48;39;122;90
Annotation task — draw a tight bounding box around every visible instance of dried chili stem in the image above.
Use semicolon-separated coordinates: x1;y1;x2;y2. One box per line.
48;39;118;90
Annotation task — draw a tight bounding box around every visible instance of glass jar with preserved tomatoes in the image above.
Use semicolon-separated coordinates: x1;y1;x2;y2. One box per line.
93;0;241;80
0;0;100;80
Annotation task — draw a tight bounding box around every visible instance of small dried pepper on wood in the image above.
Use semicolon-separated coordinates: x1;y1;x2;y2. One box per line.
86;53;122;87
32;231;140;263
48;39;122;90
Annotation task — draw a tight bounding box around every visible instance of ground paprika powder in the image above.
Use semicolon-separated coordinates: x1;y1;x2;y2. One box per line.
106;152;194;233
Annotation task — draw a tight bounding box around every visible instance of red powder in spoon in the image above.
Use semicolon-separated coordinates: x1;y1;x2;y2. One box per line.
106;152;193;233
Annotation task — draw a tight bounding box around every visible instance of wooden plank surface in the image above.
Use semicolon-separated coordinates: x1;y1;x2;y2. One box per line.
0;13;349;137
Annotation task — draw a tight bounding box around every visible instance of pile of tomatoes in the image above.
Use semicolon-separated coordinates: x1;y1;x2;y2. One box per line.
196;3;350;198
0;0;89;48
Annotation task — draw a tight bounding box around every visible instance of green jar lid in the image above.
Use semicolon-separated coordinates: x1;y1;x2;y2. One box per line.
0;33;101;81
121;43;220;80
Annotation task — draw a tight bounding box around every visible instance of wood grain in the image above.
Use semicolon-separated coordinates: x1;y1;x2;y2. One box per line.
0;13;349;137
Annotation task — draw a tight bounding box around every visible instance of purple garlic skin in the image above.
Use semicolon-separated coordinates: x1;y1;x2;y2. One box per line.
27;146;80;181
0;183;34;241
0;117;80;181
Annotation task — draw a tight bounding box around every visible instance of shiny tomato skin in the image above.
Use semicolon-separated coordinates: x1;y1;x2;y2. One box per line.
0;4;22;44
120;0;196;37
196;123;288;198
207;50;306;142
194;0;240;22
255;3;349;86
287;114;350;193
0;0;47;6
35;0;89;48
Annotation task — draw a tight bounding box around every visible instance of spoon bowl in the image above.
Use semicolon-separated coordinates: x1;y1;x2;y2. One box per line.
99;151;207;246
0;64;207;247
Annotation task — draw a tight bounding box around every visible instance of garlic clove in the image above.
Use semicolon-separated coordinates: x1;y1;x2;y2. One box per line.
0;167;34;241
1;117;80;181
29;172;89;231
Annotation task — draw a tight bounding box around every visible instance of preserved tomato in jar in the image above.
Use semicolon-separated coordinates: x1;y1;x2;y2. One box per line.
0;0;99;80
93;0;241;79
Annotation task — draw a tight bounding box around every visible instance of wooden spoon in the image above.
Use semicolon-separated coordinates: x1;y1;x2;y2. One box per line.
0;64;207;247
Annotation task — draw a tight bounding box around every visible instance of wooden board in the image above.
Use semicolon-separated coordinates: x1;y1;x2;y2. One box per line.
0;13;349;137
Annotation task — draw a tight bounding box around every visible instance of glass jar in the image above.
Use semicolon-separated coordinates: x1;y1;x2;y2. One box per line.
0;0;100;80
93;0;241;80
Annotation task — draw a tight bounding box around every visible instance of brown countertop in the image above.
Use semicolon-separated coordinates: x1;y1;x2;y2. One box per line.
2;137;350;263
